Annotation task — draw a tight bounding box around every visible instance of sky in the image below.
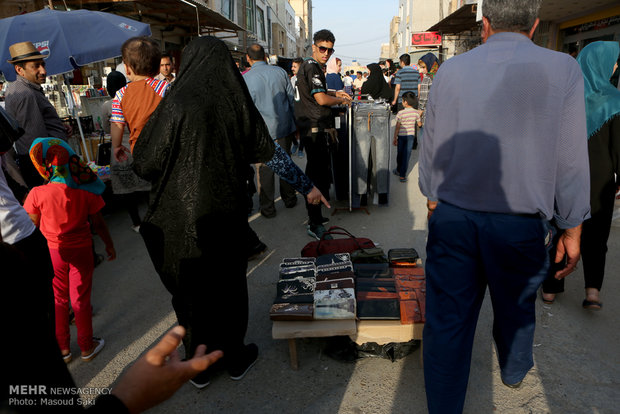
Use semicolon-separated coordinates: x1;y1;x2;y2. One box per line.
311;0;399;66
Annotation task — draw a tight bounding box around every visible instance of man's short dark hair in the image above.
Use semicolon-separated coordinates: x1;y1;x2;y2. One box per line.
160;52;173;62
483;0;541;32
292;57;304;65
357;71;362;76
399;54;411;66
402;91;418;109
313;29;335;44
247;43;265;61
121;37;161;77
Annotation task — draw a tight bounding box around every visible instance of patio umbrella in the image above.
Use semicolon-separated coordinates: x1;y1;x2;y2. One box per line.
0;8;151;162
0;8;151;81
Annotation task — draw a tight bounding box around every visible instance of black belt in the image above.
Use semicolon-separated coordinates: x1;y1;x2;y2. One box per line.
439;200;541;219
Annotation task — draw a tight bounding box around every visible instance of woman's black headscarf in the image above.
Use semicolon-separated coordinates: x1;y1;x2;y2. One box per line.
106;70;126;98
361;63;393;101
133;36;274;277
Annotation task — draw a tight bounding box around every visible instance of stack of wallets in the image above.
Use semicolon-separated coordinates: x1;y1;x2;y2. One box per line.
313;254;356;319
388;248;420;268
392;267;426;324
356;278;400;319
270;257;316;321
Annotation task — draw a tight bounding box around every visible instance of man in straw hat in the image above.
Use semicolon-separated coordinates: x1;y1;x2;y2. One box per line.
5;41;67;189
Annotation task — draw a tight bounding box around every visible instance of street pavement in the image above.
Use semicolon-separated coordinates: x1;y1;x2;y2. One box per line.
68;146;620;413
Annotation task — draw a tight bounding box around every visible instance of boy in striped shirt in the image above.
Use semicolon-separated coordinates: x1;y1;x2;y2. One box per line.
110;37;170;162
392;91;421;182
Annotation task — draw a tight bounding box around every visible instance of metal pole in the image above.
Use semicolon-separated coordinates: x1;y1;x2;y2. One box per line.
348;105;352;212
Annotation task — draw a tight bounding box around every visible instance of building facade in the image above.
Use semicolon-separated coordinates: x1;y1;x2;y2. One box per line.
289;0;313;56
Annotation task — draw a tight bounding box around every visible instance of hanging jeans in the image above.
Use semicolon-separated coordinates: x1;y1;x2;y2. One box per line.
353;103;390;196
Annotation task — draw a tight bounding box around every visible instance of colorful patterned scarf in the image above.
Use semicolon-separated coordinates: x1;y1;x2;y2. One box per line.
29;137;105;194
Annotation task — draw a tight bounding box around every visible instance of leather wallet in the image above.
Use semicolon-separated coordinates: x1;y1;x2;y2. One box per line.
316;253;351;266
316;270;355;282
357;299;401;319
281;257;316;267
354;263;390;278
270;303;314;321
317;261;354;275
279;265;316;280
313;287;356;319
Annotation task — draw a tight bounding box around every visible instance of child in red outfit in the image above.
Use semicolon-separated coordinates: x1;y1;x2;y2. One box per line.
24;138;116;363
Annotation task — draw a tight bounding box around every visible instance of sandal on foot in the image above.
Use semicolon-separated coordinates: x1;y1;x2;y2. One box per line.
81;337;105;361
582;299;602;310
541;292;556;305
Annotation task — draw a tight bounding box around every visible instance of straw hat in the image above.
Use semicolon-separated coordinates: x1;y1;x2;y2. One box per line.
7;41;49;64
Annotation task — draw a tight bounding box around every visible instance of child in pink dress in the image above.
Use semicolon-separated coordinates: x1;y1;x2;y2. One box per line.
24;138;116;363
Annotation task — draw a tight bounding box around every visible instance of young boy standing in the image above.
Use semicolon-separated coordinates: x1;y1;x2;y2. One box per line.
110;37;170;162
392;91;421;182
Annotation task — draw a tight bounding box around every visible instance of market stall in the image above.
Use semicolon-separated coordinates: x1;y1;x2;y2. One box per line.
270;227;425;370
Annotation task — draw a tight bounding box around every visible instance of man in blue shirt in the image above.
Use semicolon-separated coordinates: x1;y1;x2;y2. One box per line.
418;0;590;412
391;53;419;109
243;44;298;217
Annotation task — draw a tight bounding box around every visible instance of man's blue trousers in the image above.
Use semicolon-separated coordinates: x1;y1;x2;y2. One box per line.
423;202;550;413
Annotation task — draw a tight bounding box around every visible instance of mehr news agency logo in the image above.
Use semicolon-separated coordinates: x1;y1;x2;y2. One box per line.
8;385;111;407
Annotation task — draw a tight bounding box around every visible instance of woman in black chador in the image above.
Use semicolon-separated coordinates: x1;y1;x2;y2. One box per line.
133;36;324;386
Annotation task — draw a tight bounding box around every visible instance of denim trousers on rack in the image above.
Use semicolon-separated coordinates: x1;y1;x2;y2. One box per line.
353;103;391;196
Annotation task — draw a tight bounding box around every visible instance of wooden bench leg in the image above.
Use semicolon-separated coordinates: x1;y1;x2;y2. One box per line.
288;338;298;370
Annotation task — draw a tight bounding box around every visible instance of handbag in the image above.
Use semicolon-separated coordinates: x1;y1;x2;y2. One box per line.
301;226;375;257
96;131;111;166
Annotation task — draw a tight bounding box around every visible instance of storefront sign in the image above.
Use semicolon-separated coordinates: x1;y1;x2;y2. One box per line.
411;32;442;46
565;15;620;35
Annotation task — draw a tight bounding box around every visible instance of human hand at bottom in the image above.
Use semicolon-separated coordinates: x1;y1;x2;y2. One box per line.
112;326;223;414
306;186;331;209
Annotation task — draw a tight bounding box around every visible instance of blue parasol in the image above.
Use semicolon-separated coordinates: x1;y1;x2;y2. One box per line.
0;8;151;81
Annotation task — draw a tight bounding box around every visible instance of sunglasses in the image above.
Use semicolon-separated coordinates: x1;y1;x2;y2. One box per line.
315;45;335;55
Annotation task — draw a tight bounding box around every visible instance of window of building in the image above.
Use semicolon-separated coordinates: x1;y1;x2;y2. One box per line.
257;7;265;41
221;0;234;20
246;0;255;32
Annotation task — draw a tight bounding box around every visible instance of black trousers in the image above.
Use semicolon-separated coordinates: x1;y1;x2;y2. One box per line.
543;202;614;293
141;213;249;373
302;131;331;225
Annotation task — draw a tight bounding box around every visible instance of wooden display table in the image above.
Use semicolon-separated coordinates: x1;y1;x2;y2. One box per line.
272;319;423;369
272;320;357;370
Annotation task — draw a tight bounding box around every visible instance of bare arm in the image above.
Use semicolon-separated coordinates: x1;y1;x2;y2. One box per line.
553;224;582;279
89;211;116;260
314;92;350;107
393;121;401;145
391;84;401;106
28;213;40;227
111;122;129;162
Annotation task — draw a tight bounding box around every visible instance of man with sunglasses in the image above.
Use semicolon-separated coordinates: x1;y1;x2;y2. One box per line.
294;29;351;240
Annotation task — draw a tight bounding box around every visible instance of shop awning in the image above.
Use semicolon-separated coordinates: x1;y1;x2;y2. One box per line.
60;0;244;35
428;3;478;34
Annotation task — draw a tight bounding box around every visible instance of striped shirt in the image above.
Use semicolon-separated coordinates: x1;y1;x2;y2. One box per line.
394;66;420;102
110;77;168;124
418;75;433;124
396;107;421;136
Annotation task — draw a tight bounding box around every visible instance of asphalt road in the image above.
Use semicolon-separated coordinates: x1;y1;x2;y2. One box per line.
67;147;620;414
